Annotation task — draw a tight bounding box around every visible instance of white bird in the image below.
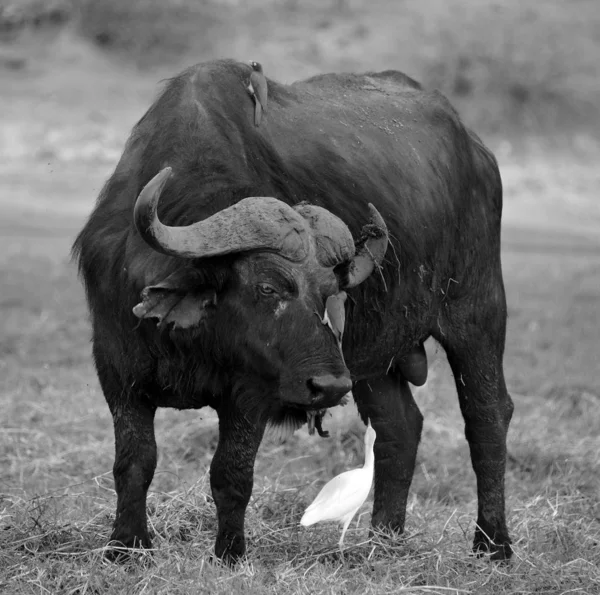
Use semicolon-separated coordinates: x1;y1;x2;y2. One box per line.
321;291;347;346
300;420;376;549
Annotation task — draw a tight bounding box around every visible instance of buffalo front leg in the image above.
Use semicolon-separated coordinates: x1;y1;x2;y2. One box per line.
210;404;267;563
353;373;423;534
94;346;157;552
439;297;514;560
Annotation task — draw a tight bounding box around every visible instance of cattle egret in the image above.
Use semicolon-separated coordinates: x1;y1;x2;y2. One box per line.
300;421;376;548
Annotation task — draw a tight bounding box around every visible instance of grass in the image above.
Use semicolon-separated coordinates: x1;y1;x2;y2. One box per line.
1;208;599;593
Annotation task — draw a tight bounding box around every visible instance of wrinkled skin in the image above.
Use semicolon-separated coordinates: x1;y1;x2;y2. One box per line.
220;252;352;408
96;249;361;559
74;59;513;564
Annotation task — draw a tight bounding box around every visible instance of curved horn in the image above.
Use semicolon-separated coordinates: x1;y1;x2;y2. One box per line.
134;167;310;261
345;203;389;288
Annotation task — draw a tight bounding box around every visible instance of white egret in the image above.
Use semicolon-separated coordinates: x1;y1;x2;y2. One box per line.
300;420;376;548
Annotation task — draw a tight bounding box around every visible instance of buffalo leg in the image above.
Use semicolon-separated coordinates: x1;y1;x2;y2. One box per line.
438;294;514;560
94;346;157;552
353;374;423;533
210;403;266;563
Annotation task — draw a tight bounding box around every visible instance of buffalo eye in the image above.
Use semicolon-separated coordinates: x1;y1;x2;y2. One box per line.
257;282;278;297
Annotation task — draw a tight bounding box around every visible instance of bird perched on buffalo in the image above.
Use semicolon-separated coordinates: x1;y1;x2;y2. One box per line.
322;291;347;346
247;61;268;127
300;420;376;549
310;290;349;438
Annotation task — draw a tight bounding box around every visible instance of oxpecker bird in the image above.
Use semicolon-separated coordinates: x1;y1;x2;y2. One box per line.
322;291;347;346
310;290;349;438
300;420;376;549
247;61;268;127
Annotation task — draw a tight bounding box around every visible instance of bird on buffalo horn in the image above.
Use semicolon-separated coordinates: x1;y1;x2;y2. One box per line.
247;61;268;127
300;420;376;550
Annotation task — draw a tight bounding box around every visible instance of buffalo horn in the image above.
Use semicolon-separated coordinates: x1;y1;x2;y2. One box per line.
345;203;389;288
133;167;310;261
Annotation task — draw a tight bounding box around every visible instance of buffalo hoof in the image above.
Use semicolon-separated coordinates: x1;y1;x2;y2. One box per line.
370;510;406;537
214;531;245;565
105;530;153;563
368;521;405;543
473;528;513;562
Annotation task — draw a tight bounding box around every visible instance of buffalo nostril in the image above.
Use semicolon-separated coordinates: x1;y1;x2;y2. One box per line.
309;374;353;403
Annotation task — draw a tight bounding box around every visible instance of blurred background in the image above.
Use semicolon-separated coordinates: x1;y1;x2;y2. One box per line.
1;2;599;591
2;0;600;233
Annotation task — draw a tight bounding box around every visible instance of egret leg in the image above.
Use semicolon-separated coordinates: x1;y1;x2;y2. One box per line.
338;513;354;550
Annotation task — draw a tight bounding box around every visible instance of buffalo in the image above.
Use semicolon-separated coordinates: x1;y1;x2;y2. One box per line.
72;59;513;562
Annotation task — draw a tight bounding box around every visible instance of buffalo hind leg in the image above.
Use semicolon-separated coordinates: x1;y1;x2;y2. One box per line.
211;402;267;563
438;296;514;560
353;373;423;534
94;345;157;555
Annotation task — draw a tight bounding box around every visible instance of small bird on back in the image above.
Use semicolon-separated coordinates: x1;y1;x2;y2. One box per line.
247;61;268;127
300;420;376;550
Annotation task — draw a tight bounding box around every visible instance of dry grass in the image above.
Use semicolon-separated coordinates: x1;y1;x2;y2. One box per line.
3;484;598;594
1;222;599;594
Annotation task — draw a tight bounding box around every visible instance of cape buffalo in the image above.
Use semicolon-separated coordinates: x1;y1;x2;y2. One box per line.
72;59;513;562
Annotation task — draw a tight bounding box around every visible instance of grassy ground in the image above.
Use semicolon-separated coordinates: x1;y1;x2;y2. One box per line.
1;8;600;595
1;210;599;594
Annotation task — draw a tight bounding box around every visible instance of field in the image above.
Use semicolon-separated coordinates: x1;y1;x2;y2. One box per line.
1;2;600;594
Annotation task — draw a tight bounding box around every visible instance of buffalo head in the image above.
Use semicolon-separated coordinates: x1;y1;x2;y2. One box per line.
131;167;388;414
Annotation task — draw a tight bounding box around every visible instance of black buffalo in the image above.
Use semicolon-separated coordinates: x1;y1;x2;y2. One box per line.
73;59;513;562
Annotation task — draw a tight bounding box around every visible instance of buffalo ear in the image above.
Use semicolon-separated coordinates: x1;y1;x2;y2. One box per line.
132;271;216;330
